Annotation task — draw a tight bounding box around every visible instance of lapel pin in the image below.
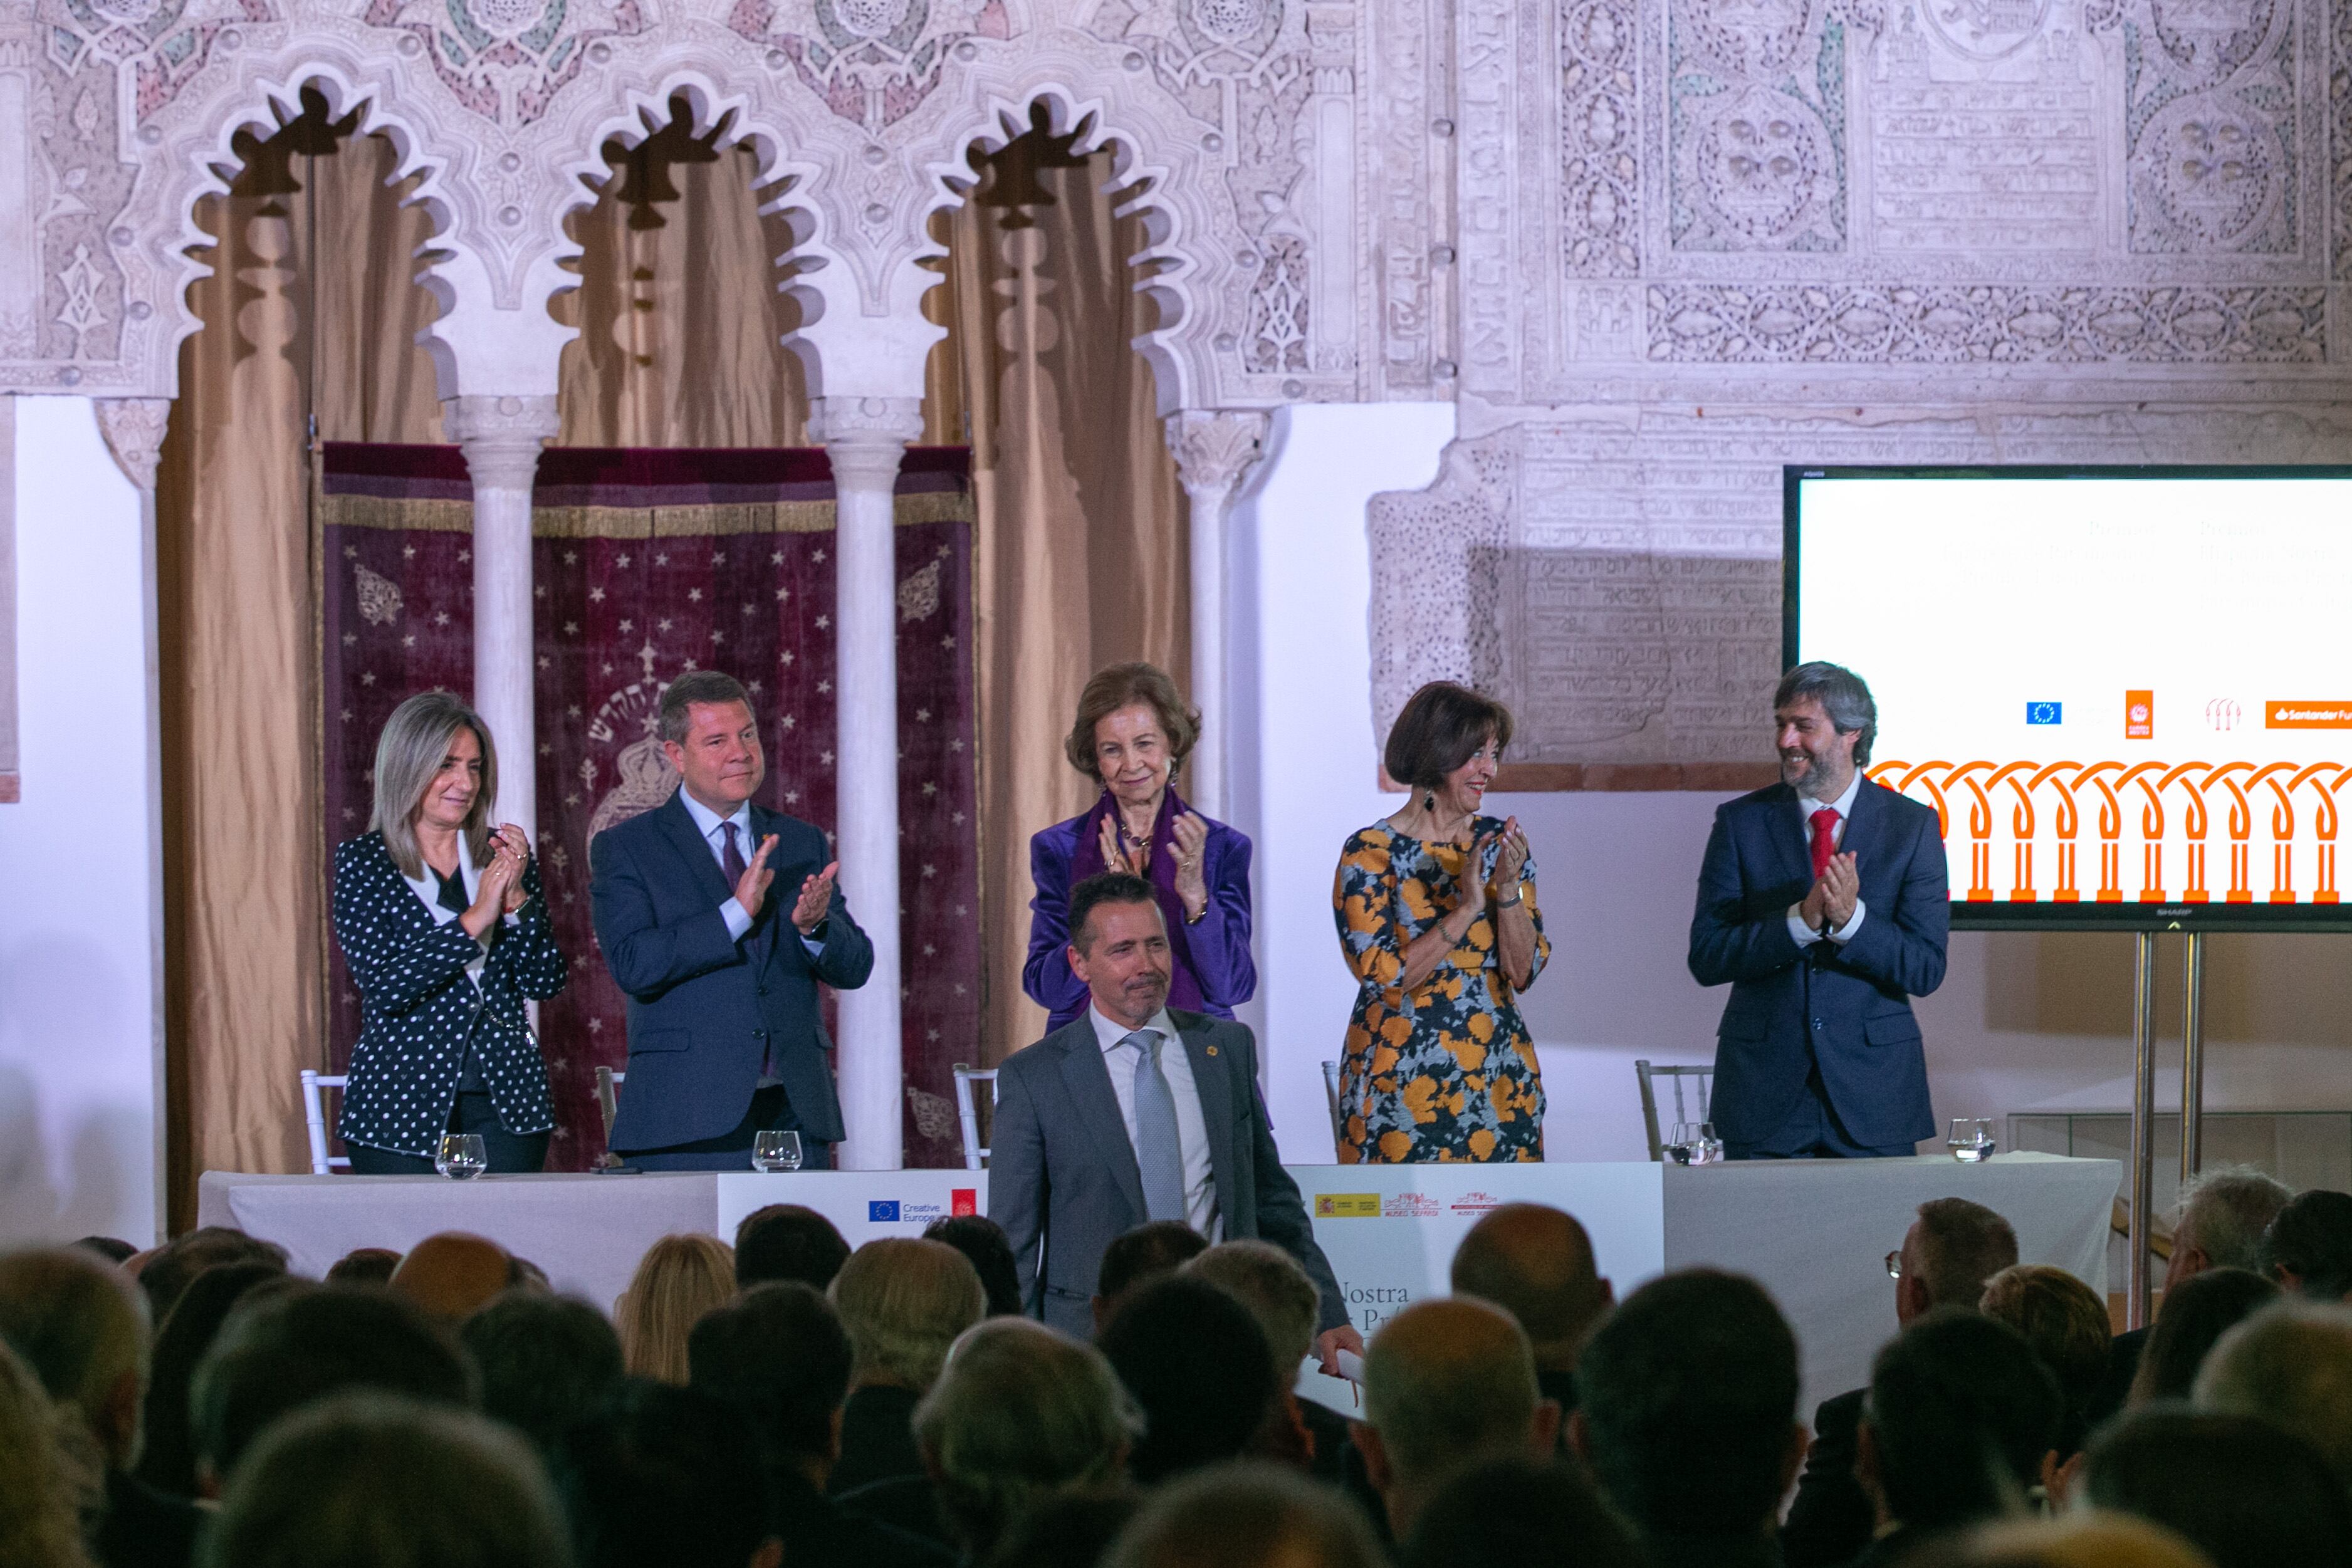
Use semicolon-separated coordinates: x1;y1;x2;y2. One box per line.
1206;1045;1219;1057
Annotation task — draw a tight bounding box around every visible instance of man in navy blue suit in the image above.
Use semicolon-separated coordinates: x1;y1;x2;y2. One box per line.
591;670;873;1170
1688;662;1949;1159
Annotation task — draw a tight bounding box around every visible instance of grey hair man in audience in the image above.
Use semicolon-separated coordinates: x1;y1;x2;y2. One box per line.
1781;1196;2017;1568
1448;1203;1612;1418
2094;1166;2297;1413
2193;1299;2352;1493
1351;1297;1563;1541
0;1245;204;1568
903;1318;1141;1562
1186;1240;1330;1470
1104;1464;1386;1568
826;1237;986;1496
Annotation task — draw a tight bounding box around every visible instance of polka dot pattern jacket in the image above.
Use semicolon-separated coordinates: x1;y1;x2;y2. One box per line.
331;832;569;1158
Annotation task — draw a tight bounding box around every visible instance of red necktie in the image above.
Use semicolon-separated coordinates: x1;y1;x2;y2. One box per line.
1809;808;1840;879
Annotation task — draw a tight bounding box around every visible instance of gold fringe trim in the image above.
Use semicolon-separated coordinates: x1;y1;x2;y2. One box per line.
323;488;973;538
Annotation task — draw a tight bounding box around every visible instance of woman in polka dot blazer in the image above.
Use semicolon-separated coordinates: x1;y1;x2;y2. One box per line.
331;691;568;1173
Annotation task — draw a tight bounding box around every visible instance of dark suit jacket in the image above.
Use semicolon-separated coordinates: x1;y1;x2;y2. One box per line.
1688;778;1949;1149
988;1010;1346;1338
828;1384;924;1497
771;1468;953;1568
1782;1386;1873;1568
93;1466;202;1568
332;832;567;1158
590;790;872;1151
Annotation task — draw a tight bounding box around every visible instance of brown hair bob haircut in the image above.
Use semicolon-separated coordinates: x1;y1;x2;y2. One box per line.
1383;681;1515;792
1062;663;1201;782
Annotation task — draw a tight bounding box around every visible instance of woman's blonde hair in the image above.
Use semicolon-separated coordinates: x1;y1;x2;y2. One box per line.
615;1234;736;1385
828;1237;986;1391
0;1342;100;1568
370;691;498;881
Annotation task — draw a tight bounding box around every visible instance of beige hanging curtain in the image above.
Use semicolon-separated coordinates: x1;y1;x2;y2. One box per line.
155;97;444;1225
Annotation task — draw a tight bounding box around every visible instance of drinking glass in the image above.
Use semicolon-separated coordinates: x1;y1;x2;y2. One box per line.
1692;1122;1725;1164
1947;1117;1996;1163
1666;1121;1701;1166
435;1132;488;1180
752;1130;804;1173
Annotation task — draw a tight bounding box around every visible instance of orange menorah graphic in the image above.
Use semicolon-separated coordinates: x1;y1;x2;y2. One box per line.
1869;760;2352;906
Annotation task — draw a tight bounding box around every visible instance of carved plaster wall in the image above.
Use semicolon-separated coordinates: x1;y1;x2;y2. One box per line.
1369;0;2352;775
0;0;1430;408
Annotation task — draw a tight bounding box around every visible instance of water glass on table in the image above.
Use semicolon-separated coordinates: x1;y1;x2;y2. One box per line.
751;1130;803;1173
1947;1117;1997;1163
434;1133;488;1180
1666;1121;1725;1165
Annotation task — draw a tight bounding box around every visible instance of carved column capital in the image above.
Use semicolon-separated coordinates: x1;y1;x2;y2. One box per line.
1164;410;1269;499
442;395;561;491
812;396;925;490
95;398;172;493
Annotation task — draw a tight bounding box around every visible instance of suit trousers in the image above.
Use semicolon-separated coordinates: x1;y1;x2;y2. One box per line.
1724;1069;1915;1160
345;1090;551;1174
621;1084;836;1171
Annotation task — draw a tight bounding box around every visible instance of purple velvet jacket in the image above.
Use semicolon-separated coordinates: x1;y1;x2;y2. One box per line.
1022;808;1258;1033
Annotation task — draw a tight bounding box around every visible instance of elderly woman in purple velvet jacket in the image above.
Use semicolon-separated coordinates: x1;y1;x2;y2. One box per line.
1023;662;1257;1032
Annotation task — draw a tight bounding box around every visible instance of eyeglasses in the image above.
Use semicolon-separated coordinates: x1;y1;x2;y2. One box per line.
1884;1250;1902;1280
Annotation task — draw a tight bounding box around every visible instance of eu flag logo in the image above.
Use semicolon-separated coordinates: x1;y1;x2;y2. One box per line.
2026;702;2062;726
867;1201;901;1222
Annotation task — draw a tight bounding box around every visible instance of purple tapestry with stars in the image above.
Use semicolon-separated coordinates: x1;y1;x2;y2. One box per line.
319;444;981;1171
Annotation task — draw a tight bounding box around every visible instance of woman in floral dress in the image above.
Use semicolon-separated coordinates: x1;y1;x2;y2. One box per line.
1332;681;1550;1162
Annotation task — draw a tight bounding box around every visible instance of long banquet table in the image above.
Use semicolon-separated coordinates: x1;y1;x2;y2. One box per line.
201;1151;2117;1416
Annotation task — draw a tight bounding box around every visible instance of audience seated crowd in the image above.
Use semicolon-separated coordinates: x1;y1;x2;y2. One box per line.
14;1171;2352;1568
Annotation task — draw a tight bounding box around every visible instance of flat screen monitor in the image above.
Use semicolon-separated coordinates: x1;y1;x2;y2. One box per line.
1784;466;2352;929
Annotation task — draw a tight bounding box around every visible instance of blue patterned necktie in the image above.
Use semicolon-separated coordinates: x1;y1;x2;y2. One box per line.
1128;1030;1187;1222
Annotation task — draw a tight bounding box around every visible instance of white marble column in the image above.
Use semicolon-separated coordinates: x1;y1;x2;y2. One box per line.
813;395;923;1171
1165;410;1268;818
444;395;560;835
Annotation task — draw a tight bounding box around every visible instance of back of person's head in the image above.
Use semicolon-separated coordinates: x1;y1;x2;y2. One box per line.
1864;1309;2062;1534
2173;1167;2293;1274
615;1233;735;1384
687;1282;852;1469
733;1205;850;1291
983;1487;1144;1568
74;1238;136;1266
1921;1512;2217;1568
2128;1268;2278;1406
1094;1221;1209;1327
2083;1406;2352;1568
1448;1204;1611;1368
1913;1199;2020;1310
1976;1265;2109;1436
1572;1268;1799;1540
1362;1297;1547;1486
190;1283;476;1485
1399;1455;1648;1568
558;1378;775;1568
135;1227;289;1324
0;1247;150;1467
913;1319;1142;1557
0;1340;97;1568
1097;1275;1279;1483
325;1248;402;1287
1102;1461;1386;1568
134;1260;288;1497
925;1215;1026;1317
2259;1190;2352;1300
1184;1240;1320;1375
390;1232;514;1322
829;1237;985;1391
459;1291;625;1458
2192;1299;2352;1488
201;1393;572;1568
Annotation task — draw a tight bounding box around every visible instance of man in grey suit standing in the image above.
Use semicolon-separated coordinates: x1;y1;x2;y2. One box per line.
990;871;1362;1370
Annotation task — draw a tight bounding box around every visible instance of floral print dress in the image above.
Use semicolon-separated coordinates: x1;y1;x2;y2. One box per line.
1332;818;1551;1163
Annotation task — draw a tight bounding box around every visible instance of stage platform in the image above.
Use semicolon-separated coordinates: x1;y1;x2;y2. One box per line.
201;1151;2117;1417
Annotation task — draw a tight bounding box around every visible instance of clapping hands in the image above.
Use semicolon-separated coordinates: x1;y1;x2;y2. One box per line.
1801;850;1860;933
461;824;532;938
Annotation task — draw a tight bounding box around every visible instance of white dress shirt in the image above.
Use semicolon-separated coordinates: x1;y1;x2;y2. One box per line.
1088;1004;1221;1238
676;789;828;958
1787;768;1867;948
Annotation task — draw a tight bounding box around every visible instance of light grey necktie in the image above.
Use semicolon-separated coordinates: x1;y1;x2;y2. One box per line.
1128;1030;1187;1223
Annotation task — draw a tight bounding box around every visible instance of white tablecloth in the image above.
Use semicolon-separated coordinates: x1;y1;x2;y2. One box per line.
201;1151;2116;1412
